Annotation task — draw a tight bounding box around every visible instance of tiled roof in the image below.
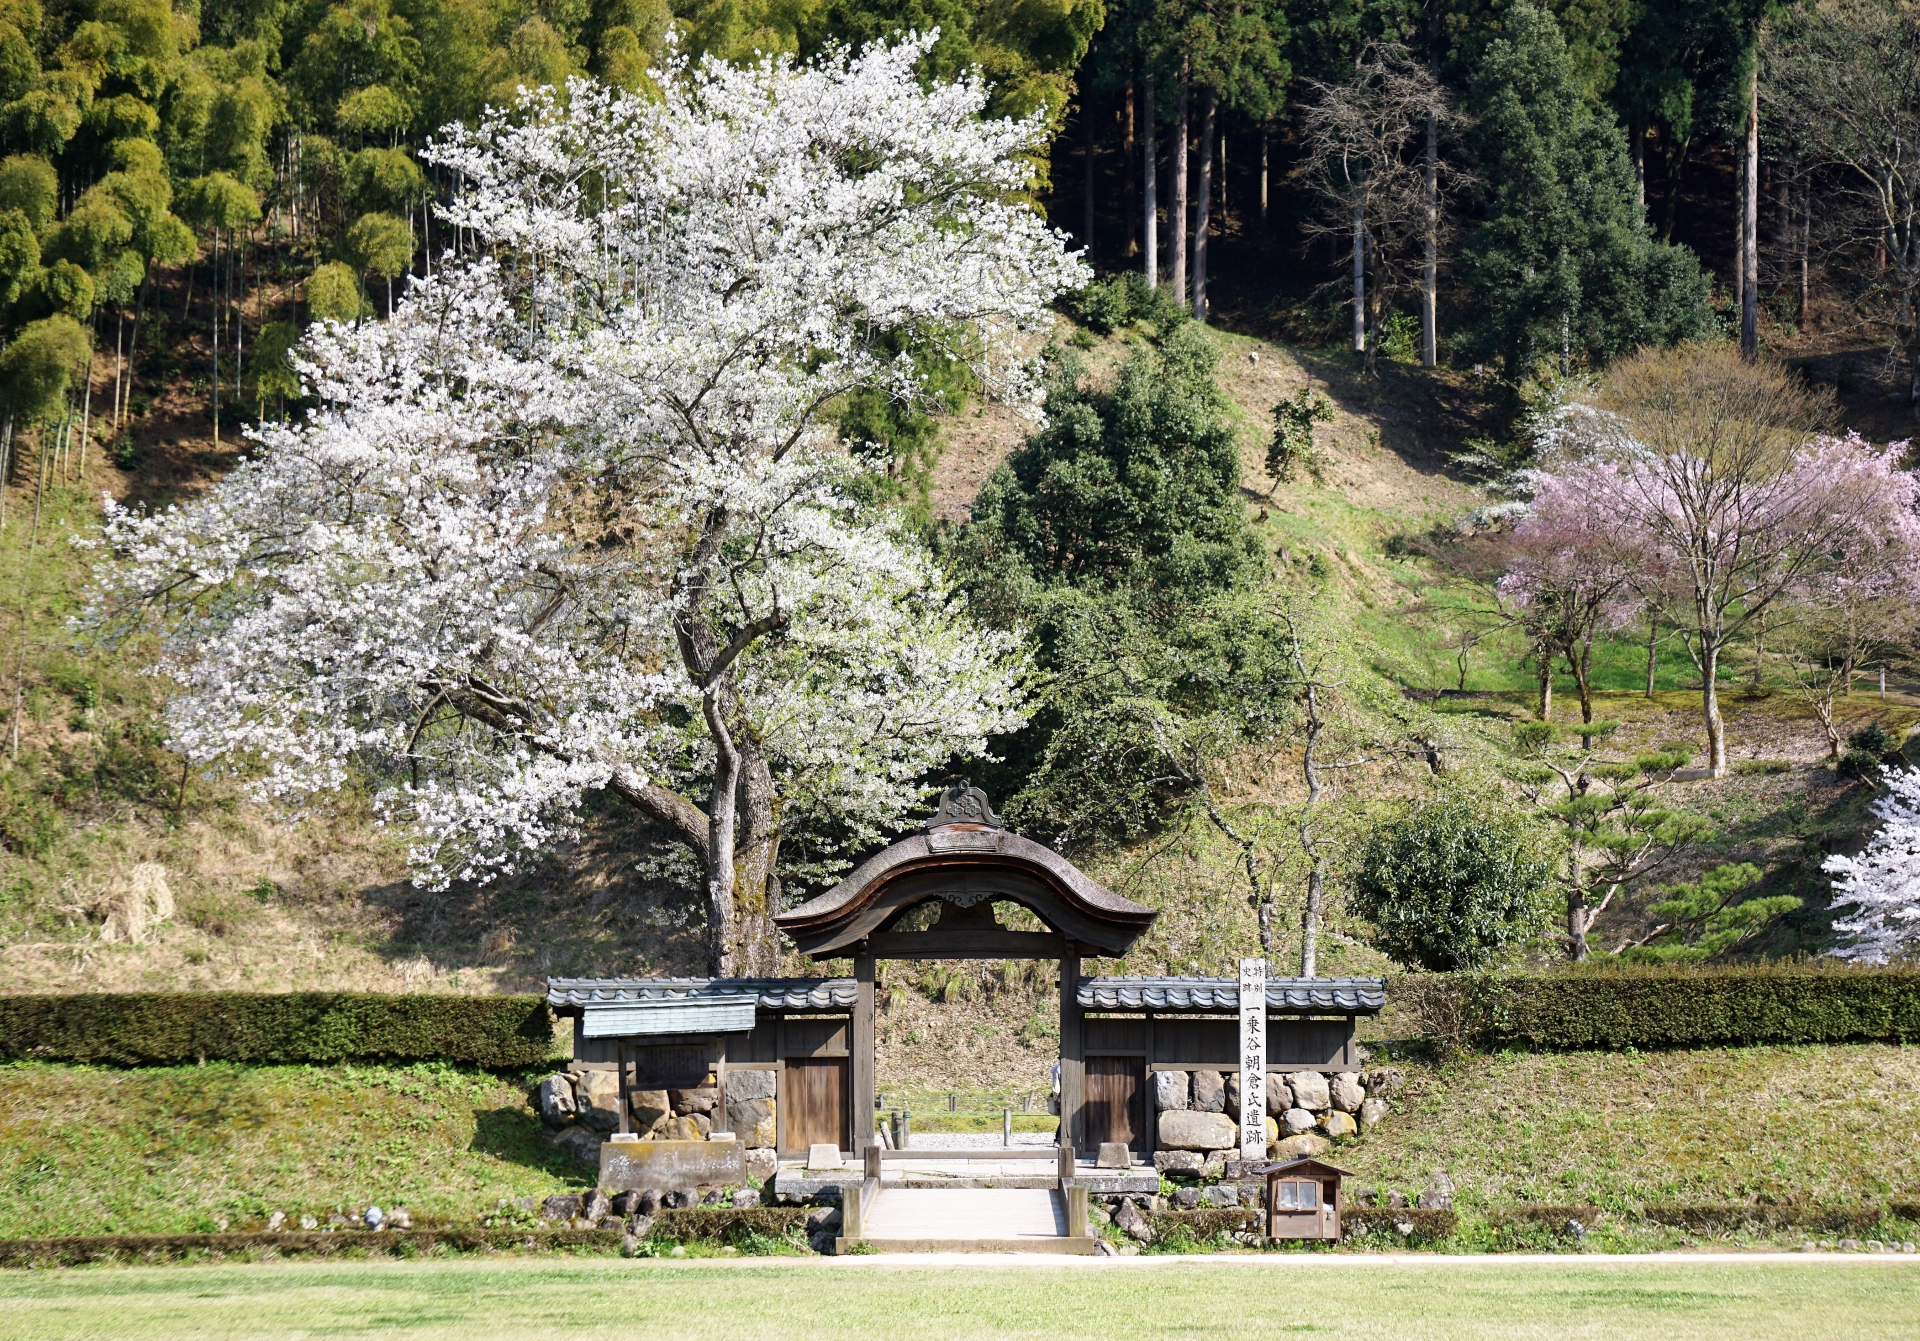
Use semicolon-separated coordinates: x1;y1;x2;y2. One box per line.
1077;976;1386;1014
545;977;858;1012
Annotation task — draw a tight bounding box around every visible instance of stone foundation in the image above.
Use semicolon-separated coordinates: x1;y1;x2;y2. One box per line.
531;1066;779;1183
1151;1066;1400;1165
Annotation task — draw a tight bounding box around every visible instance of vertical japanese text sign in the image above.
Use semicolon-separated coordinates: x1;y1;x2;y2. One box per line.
1239;957;1267;1160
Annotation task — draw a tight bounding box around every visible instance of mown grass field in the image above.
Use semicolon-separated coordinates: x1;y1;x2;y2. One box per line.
5;1043;1916;1242
2;1256;1918;1341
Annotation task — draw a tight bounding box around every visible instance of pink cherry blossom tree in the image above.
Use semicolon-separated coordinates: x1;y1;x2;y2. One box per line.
1531;346;1920;776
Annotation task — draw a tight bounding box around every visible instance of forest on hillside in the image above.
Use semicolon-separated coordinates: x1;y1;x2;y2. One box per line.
4;0;1920;997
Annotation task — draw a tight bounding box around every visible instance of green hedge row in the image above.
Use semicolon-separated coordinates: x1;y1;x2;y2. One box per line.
1398;965;1920;1051
0;993;559;1067
0;1228;621;1268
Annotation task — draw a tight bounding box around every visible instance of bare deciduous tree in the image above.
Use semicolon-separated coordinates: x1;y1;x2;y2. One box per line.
1766;2;1920;400
1293;43;1465;374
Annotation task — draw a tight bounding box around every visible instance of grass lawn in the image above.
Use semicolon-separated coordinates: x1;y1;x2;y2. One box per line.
1;1256;1917;1340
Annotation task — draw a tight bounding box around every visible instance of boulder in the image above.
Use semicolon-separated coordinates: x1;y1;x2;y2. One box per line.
624;1215;652;1239
1282;1108;1317;1136
574;1070;623;1131
745;1147;779;1182
1321;1111;1358;1139
1201;1152;1228;1181
1171;1186;1204;1210
1329;1073;1366;1113
581;1189;612;1222
1287;1071;1331;1113
732;1188;761;1209
536;1075;577;1126
1191;1070;1227;1114
389;1208;412;1230
1096;1141;1131;1169
632;1089;672;1132
1387;1190;1408;1209
1362;1067;1405;1099
1153;1149;1204;1174
542;1194;582;1221
1153;1070;1190;1112
1266;1079;1291;1117
1271;1134;1331;1161
1358;1098;1389;1133
552;1125;602;1167
727;1069;777;1102
1262;1117;1280;1146
1204;1184;1240;1208
727;1097;776;1149
672;1087;719;1116
1113;1197;1155;1244
1418;1170;1455;1211
663;1189;698;1210
1157;1110;1238;1151
1348;1185;1377;1207
1224;1072;1240;1112
610;1190;642;1217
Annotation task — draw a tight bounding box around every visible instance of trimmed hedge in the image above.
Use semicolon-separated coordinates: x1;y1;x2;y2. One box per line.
1646;1203;1920;1234
653;1208;808;1242
1342;1207;1458;1242
1398;965;1920;1051
0;993;559;1067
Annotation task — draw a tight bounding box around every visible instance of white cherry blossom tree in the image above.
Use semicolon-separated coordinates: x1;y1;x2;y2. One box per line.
86;39;1086;973
1825;767;1920;963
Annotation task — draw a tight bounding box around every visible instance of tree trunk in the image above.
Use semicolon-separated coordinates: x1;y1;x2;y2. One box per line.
1566;882;1592;961
1703;639;1728;776
1259;129;1269;228
1125;79;1138;257
734;740;783;973
1422;105;1438;367
1143;73;1157;287
1297;680;1328;979
1172;64;1188;305
1632;116;1646;213
1537;642;1554;721
113;310;124;429
211;230;221;447
1572;633;1595;748
1351;189;1366;355
1645;613;1659;697
1083;107;1096;255
1661;130;1691;242
1799;171;1811;325
1742;63;1760;361
1193;88;1213;321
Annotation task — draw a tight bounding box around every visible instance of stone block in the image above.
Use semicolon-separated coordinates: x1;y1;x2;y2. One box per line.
1201;1152;1228;1180
632;1089;672;1132
726;1069;777;1102
732;1188;761;1209
1153;1070;1190;1111
727;1097;775;1149
1272;1133;1332;1161
1224;1071;1240;1112
1288;1071;1331;1112
581;1189;611;1222
1191;1070;1227;1114
1282;1107;1316;1136
1157;1109;1237;1151
574;1070;623;1131
1321;1111;1358;1139
542;1194;581;1221
1358;1098;1389;1133
1153;1149;1204;1174
1267;1078;1291;1116
1361;1067;1405;1099
1204;1184;1240;1208
1096;1141;1132;1169
1418;1170;1455;1211
745;1147;778;1182
1329;1072;1365;1113
536;1075;576;1126
1171;1186;1203;1210
552;1125;602;1167
807;1143;843;1170
672;1087;719;1116
598;1138;744;1193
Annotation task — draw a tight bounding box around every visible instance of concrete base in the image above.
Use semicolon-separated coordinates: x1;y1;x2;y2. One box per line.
599;1138;743;1192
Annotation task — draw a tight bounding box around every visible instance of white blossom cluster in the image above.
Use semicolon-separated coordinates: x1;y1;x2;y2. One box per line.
88;38;1084;893
1825;767;1920;963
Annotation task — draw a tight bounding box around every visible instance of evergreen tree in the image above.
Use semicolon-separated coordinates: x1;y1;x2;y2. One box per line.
1457;1;1712;383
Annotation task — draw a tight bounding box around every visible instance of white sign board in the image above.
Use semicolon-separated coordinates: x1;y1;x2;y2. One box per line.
1238;957;1267;1160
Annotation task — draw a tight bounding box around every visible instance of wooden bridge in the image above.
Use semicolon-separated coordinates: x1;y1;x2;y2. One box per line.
834;1147;1100;1254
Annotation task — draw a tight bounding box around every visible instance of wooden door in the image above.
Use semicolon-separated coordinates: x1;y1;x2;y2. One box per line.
781;1057;850;1155
1084;1055;1146;1153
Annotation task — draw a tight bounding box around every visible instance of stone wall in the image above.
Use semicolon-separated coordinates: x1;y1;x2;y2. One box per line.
531;1064;781;1184
1149;1066;1401;1172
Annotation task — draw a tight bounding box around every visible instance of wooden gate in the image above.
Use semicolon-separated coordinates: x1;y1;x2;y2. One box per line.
782;1056;850;1155
1083;1055;1145;1153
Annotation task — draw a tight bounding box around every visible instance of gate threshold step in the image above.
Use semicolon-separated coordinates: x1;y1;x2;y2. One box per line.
835;1236;1100;1255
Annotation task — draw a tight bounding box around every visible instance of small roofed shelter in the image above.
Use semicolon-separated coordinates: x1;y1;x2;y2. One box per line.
773;783;1159;1154
548;977;863;1155
1073;976;1385;1157
1255;1157;1350;1240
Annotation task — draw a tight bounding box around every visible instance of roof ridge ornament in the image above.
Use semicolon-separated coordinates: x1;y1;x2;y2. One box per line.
928;780;1001;830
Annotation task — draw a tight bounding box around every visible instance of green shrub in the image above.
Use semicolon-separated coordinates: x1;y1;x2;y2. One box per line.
0;993;559;1067
1066;271;1189;337
1848;722;1893;756
1838;748;1880;780
1351;787;1559;971
1403;964;1920;1051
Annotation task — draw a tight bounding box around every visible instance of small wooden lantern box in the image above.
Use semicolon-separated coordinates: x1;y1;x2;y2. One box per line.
1257;1157;1349;1241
